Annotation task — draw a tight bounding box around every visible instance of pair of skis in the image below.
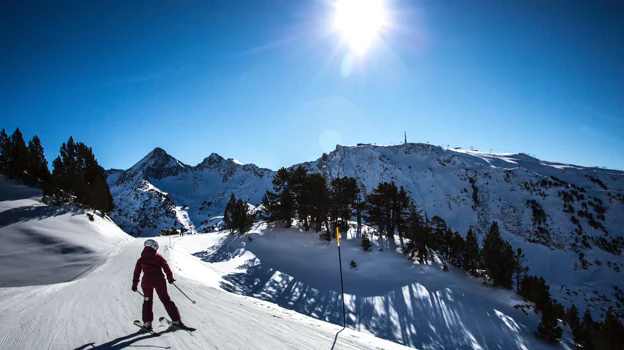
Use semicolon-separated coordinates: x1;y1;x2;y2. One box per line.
133;317;196;336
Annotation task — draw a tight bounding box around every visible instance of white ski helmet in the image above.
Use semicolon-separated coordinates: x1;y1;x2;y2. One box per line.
144;239;159;251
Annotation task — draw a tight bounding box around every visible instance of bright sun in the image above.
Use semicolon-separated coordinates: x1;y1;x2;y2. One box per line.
334;0;386;55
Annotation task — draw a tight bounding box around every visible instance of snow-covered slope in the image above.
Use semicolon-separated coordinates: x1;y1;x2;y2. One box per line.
0;177;410;350
179;225;573;349
0;240;410;350
107;143;624;320
0;176;129;287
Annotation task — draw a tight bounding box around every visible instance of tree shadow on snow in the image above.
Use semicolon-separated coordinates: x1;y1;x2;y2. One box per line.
198;234;551;349
192;234;248;263
74;328;176;349
0;226;100;287
0;177;42;202
0;204;81;228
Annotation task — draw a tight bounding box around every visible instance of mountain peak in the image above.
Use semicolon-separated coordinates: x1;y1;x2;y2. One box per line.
197;153;225;168
150;147;168;156
208;153;224;162
124;147;186;181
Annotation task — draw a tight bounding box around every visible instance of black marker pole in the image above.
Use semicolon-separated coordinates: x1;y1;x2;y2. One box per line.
336;227;346;328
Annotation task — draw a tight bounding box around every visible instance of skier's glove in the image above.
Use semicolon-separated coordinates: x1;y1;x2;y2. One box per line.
168;279;175;284
132;286;137;292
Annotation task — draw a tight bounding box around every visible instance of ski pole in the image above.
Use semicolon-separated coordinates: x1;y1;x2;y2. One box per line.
172;282;196;304
136;290;144;297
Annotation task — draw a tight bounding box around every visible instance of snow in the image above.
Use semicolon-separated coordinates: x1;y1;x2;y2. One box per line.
0;176;129;287
0;178;411;350
178;225;571;349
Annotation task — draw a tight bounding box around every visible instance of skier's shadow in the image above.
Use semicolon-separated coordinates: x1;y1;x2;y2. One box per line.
74;328;176;349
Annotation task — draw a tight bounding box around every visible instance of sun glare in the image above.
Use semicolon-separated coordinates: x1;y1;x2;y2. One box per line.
334;0;386;55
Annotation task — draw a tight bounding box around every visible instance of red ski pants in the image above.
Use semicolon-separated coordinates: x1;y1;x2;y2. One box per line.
142;282;181;322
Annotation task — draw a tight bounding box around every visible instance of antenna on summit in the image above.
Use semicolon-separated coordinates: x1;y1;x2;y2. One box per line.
404;131;407;144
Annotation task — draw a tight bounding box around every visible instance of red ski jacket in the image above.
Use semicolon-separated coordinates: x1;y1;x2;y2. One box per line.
132;247;174;289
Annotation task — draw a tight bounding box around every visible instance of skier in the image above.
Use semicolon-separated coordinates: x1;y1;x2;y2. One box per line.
132;239;185;331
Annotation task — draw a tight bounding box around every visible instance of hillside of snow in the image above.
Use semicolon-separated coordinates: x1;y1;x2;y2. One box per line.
0;177;410;350
106;143;624;321
179;225;575;349
0;176;129;287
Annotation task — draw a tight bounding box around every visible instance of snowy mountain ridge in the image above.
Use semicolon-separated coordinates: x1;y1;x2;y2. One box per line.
106;143;624;319
107;147;273;235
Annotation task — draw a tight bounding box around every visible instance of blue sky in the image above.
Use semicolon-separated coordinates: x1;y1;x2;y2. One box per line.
1;0;623;171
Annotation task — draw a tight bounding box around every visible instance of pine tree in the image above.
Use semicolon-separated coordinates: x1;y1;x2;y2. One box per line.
501;243;515;289
86;170;114;214
382;183;398;236
329;176;360;233
290;166;309;229
518;275;551;313
260;192;273;221
566;303;580;327
280;190;295;227
566;304;581;345
8;128;29;181
552;299;566;321
363;186;384;236
0;129;10;175
46;156;68;203
429;216;447;254
532;276;551;313
482;222;514;288
442;227;453;260
513;248;529;293
404;202;428;263
361;233;372;252
26;135;50;187
463;227;480;276
45;137;113;213
223;194;255;234
263;168;295;227
577;309;596;350
595;308;624;350
76;142;113;213
234;199;255;234
306;173;330;234
363;182;398;237
224;193;236;232
535;300;563;343
449;231;465;267
47;137;77;202
355;188;364;234
363;184;389;235
393;186;410;247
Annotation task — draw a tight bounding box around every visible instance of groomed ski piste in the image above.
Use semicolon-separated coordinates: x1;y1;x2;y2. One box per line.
0;176;573;349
